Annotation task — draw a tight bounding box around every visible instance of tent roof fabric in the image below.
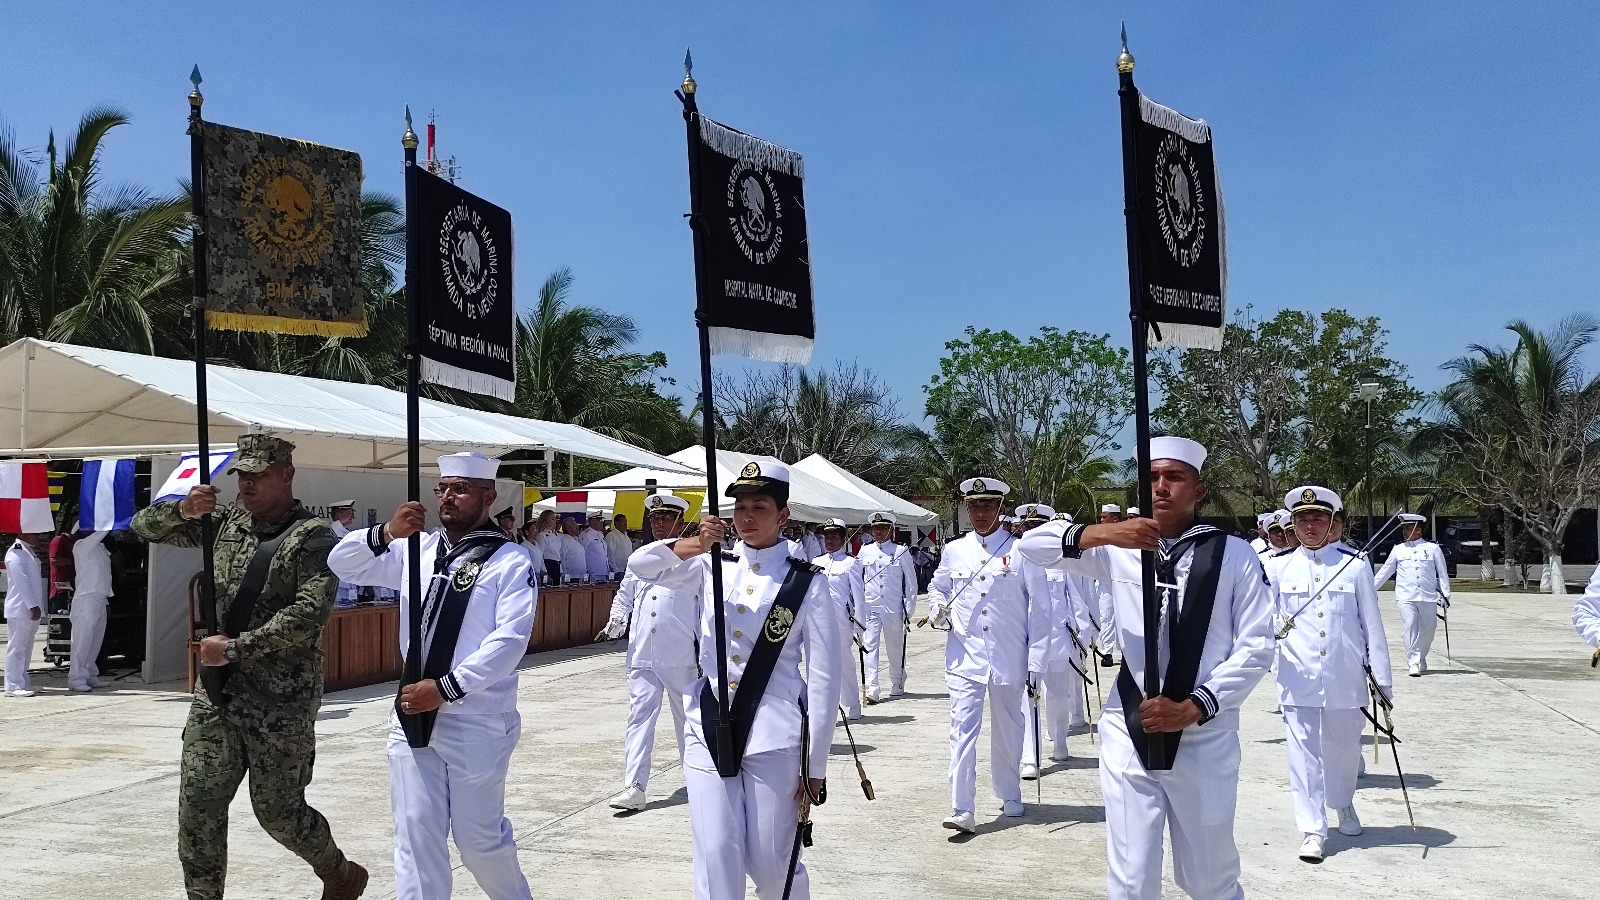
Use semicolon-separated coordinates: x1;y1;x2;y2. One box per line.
0;339;696;473
576;446;886;525
790;454;939;528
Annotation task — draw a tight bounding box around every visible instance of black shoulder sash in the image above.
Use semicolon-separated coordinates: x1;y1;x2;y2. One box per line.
1116;531;1228;771
398;533;508;748
201;508;316;704
701;556;820;776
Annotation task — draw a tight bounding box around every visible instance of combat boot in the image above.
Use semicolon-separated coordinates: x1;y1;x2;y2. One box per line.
320;859;368;899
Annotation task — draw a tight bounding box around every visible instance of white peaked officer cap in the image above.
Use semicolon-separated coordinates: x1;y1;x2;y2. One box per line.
1101;503;1122;514
820;517;848;533
867;510;898;526
1286;485;1343;514
644;492;690;515
1053;511;1076;522
726;460;791;500
1149;436;1208;473
960;477;1010;500
1398;512;1427;524
1016;503;1057;523
328;500;354;509
437;451;499;481
1256;512;1274;528
1270;509;1290;529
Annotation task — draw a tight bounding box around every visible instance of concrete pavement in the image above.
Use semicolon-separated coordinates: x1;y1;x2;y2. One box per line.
1;589;1595;899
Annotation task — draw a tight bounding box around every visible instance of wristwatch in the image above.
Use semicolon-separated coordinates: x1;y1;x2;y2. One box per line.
223;639;239;663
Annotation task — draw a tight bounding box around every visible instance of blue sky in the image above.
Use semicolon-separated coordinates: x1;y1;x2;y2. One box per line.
5;2;1598;422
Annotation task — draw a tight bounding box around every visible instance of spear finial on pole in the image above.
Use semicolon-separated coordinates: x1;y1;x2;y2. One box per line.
682;48;697;95
189;65;204;109
1118;23;1136;73
402;105;419;150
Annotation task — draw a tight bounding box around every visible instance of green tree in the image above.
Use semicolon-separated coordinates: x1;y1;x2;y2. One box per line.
0;107;190;354
924;326;1132;510
1413;316;1600;593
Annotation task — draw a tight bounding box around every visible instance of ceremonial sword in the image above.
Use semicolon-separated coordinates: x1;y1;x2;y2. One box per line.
1276;512;1408;640
1436;591;1452;659
783;696;827;900
1361;666;1416;830
1027;678;1043;803
837;706;875;800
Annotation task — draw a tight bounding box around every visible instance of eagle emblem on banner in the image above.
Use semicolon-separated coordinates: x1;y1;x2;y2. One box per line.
763;604;795;643
1153;134;1206;268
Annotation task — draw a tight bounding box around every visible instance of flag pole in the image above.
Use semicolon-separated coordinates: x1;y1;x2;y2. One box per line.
186;66;224;705
677;53;738;778
1116;27;1167;770
402;109;424;708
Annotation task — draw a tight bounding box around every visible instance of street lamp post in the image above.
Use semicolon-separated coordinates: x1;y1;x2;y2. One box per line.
1357;372;1382;551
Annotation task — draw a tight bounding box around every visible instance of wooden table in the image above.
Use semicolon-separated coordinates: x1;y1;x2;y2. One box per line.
530;583;619;653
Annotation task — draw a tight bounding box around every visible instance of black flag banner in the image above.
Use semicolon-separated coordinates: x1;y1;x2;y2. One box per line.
693;116;814;363
1133;95;1226;350
199;122;367;336
409;166;516;400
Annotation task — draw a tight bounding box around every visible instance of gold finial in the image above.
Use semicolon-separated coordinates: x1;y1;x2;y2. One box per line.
1117;23;1135;73
188;65;203;108
401;105;419;150
681;48;697;95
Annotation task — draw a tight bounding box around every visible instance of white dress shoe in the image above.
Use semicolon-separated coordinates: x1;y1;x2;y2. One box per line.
864;689;881;704
1298;832;1325;862
7;689;36;698
607;786;647;811
1336;805;1363;836
1001;800;1024;817
1020;763;1039;781
69;684;92;693
1407;665;1421;677
1051;746;1071;762
890;685;905;697
942;810;976;833
844;708;861;721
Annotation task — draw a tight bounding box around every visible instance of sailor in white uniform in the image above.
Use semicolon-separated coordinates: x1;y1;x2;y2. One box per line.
1018;437;1274;900
927;477;1048;833
4;531;48;697
328;501;359;605
1373;513;1451;676
1250;513;1272;555
1016;505;1097;773
68;529;113;692
329;452;537;900
1095;504;1123;662
626;460;838;900
813;518;865;719
856;510;919;702
604;492;702;812
1272;486;1393;862
1575;566;1600;666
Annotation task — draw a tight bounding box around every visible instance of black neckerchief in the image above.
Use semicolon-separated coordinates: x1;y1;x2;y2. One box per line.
1115;524;1227;771
397;527;507;748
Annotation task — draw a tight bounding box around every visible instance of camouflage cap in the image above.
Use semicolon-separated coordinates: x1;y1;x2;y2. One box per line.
226;434;296;474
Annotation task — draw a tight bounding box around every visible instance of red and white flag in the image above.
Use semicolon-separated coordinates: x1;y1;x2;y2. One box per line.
555;491;588;528
0;462;54;534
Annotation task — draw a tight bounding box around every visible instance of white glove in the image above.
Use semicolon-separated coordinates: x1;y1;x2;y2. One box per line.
929;605;951;629
603;616;627;639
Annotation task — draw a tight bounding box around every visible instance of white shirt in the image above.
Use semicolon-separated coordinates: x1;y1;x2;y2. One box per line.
1018;522;1274;732
1374;539;1451;604
858;540;919;619
1023;560;1099;671
4;540;44;618
1272;544;1393;708
814;548;865;634
558;533;588;578
329;526;537;715
605;528;635;573
927;528;1048;685
536;530;563;562
1575;566;1600;649
801;533;824;562
581;527;610;579
609;569;701;669
1249;536;1269;554
628;537;839;778
71;531;114;598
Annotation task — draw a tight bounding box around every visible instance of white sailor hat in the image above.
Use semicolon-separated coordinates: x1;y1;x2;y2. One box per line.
960;476;1010;500
820;517;848;533
1100;503;1122;514
1127;507;1141;516
726;460;791;501
437;451;499;481
644;492;690;515
1398;512;1426;524
1286;485;1342;514
328;499;354;509
1150;436;1208;473
1016;503;1056;523
867;510;897;526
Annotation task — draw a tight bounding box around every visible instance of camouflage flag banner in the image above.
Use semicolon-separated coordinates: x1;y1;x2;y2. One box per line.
1133;95;1226;351
409;166;516;401
693;117;814;364
199;122;367;337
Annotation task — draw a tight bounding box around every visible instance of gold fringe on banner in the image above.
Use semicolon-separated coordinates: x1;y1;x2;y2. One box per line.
205;311;369;338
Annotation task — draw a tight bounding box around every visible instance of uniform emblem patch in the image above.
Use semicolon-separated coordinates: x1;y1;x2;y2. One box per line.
649;495;664;509
452;561;482;592
972;479;986;492
763;605;795;643
742;462;761;479
1301;489;1317;504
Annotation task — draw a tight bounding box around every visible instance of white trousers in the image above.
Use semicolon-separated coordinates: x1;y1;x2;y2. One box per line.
1099;711;1244;900
863;605;907;694
1398;601;1439;669
1021;668;1079;763
684;747;806;900
837;617;861;716
947;673;1025;813
69;593;108;690
387;710;531;900
622;664;696;792
1282;705;1365;837
5;616;37;693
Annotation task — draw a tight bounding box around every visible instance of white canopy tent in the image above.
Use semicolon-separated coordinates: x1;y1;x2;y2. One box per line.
791;453;939;529
536;446;884;524
0;338;697;475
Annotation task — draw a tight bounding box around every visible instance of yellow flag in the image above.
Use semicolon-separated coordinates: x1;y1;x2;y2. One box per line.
613;491;646;528
523;486;542;509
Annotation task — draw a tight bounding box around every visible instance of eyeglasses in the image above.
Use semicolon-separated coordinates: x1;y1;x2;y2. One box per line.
432;482;484;498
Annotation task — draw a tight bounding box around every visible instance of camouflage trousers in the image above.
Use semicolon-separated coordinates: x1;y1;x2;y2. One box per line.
178;694;346;899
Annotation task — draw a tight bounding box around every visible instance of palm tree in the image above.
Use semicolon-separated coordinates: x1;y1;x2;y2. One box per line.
0;107;190;353
1414;316;1600;593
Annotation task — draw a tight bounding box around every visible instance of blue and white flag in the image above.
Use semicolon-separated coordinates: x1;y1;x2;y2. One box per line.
153;450;236;503
80;458;137;532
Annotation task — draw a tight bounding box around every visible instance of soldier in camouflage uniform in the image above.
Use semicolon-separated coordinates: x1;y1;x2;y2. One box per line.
133;435;367;900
